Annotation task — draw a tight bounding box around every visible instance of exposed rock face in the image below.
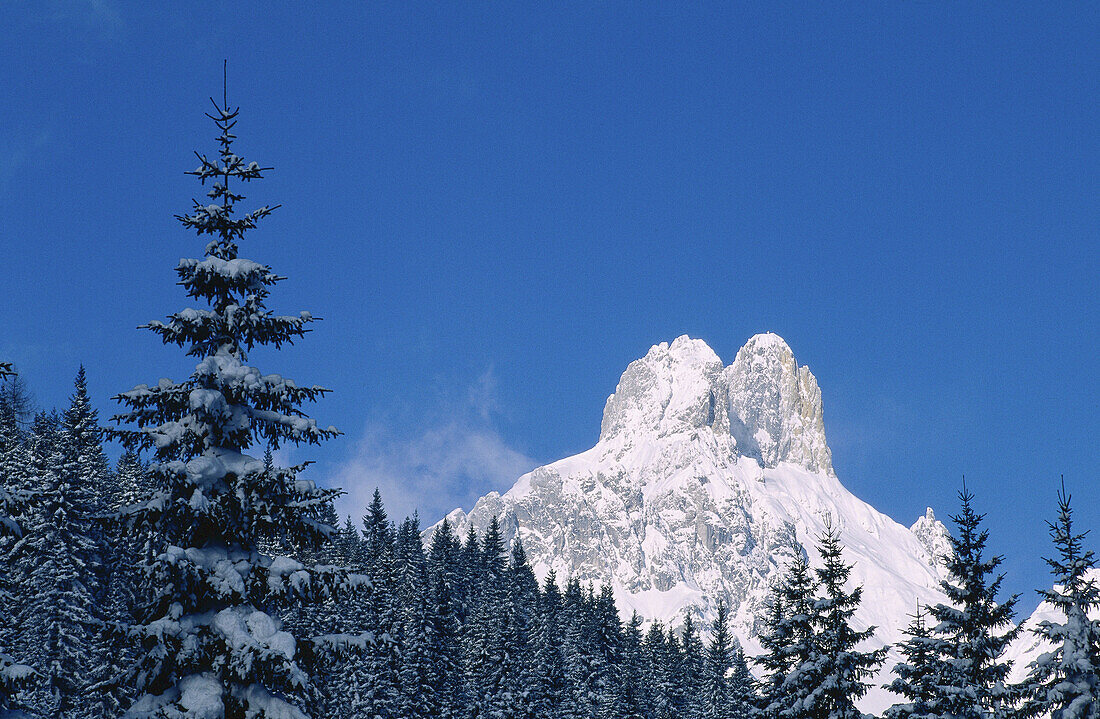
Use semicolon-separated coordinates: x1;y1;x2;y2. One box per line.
910;507;953;579
429;333;950;712
726;333;833;475
600;336;727;442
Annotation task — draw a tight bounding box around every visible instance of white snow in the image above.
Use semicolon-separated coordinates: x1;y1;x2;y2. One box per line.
429;333;953;713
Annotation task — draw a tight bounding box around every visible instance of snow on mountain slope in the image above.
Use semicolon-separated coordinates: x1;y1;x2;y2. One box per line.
430;334;951;711
1005;569;1100;685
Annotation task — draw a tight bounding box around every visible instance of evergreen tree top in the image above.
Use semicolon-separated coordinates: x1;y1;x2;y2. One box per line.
1041;480;1098;605
510;536;529;569
1019;481;1100;719
112;96;338;458
936;486;1020;632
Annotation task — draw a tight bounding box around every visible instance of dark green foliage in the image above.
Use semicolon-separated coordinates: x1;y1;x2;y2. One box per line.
0;363;35;715
110;95;349;719
926;487;1020;719
806;523;887;719
755;553;817;719
17;371;111;718
1018;484;1100;719
728;641;757;719
703;601;735;719
756;525;884;719
885;602;947;719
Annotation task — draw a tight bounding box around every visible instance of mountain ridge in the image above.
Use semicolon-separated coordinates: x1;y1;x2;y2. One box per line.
429;333;951;711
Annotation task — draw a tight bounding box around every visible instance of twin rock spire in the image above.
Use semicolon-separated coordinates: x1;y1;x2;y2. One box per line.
599;333;833;475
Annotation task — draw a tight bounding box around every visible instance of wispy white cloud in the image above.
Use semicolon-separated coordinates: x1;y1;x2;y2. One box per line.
328;369;537;526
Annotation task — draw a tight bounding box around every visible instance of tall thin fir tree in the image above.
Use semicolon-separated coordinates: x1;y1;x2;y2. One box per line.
592;584;626;719
61;368;115;718
11;410;61;685
642;622;678;719
19;370;108;718
801;521;886;719
430;521;465;719
531;571;566;719
101;450;154;715
727;640;757;719
465;516;510;719
702;600;734;719
356;489;400;718
0;363;34;717
502;538;541;719
925;485;1020;719
885;601;947;719
678;612;707;719
394;515;438;719
1019;482;1100;719
559;579;590;719
754;553;818;719
111;80;360;719
617;611;646;719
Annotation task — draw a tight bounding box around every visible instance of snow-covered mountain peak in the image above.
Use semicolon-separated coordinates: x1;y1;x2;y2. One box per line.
726;333;833;475
432;333;950;713
599;335;726;442
598;333;831;475
740;331;794;354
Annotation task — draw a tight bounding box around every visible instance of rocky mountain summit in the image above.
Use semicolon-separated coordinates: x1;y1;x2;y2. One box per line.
910;507;954;579
431;333;953;710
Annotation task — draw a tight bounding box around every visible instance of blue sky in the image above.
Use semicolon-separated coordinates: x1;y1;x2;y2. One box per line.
1;2;1096;611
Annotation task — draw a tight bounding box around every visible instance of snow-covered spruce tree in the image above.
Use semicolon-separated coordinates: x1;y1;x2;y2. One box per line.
459;524;483;617
617;611;646;719
886;602;950;719
303;513;363;718
464;515;511;718
18;369;111;718
754;553;817;719
728;640;757;719
502;538;541;718
1019;484;1100;719
642;622;679;719
926;487;1020;719
427;520;464;719
0;363;35;717
799;522;886;719
679;612;707;718
394;515;438;719
111;95;354;719
531;571;566;719
353;491;399;718
102;450;154;715
702;600;734;719
61;368;115;717
592;584;627;719
559;579;592;719
60;367;121;717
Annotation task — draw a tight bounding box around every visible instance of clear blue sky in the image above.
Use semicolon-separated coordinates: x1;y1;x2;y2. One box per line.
1;2;1096;612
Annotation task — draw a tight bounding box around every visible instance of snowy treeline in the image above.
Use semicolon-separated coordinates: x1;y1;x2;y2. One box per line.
2;371;1097;719
1;94;1097;718
0;380;757;718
